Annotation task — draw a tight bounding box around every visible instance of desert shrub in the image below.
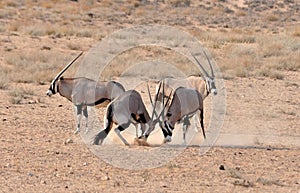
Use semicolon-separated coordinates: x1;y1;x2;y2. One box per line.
9;87;35;104
0;67;9;89
257;68;284;80
5;50;70;83
266;14;279;22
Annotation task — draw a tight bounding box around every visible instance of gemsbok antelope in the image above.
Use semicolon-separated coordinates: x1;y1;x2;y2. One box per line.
157;50;217;100
93;83;170;146
154;50;217;139
46;52;125;134
143;86;204;144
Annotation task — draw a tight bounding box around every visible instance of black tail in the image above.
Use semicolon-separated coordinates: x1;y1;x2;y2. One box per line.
200;109;206;139
93;104;113;145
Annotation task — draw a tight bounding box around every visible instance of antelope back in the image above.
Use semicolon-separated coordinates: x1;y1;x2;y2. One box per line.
170;87;203;119
106;81;126;100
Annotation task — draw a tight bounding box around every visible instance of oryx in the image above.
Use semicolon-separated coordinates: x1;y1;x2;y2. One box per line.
154;50;217;140
93;82;170;146
142;86;204;144
46;52;126;134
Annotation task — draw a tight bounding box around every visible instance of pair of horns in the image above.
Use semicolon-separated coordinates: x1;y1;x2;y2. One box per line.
192;50;215;78
147;81;172;122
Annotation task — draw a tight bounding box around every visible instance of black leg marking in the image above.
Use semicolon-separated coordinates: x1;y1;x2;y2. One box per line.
93;105;114;145
117;122;130;132
83;106;88;118
76;105;82;115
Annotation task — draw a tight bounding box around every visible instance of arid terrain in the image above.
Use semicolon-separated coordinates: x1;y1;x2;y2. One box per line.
0;0;299;192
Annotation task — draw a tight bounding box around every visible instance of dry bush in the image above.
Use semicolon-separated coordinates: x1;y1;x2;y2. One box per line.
22;23;57;37
265;54;300;71
217;31;299;79
199;30;256;50
20;22;99;39
0;24;7;33
266;14;279;22
67;43;82;50
5;50;70;83
257;67;284;80
0;67;9;89
256;177;282;186
9;87;35;104
220;44;259;77
0;7;16;19
76;29;93;38
2;0;19;7
285;25;300;37
7;21;21;32
236;10;247;17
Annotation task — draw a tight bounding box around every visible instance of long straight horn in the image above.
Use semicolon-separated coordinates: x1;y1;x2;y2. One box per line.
52;51;83;83
202;50;214;78
192;53;210;78
147;83;154;107
162;81;165;120
150;81;162;121
155;90;172;122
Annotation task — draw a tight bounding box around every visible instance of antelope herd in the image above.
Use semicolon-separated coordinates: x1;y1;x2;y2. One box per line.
47;50;217;146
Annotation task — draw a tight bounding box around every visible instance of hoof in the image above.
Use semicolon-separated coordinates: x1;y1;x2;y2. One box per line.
133;137;150;146
74;129;80;134
163;135;172;144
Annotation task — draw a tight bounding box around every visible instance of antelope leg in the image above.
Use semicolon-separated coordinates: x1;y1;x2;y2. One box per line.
182;116;191;144
74;105;82;134
194;111;201;132
114;123;130;146
83;106;89;134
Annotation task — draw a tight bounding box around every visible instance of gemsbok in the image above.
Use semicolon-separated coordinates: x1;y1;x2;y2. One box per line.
93;82;170;146
46;52;126;134
142;86;204;144
156;50;217;101
153;50;217;140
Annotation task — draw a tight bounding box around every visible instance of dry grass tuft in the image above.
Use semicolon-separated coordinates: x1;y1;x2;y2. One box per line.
266;14;279;22
9;87;35;104
0;67;9;89
257;68;284;80
5;50;72;83
67;43;82;50
256;177;283;186
218;31;299;79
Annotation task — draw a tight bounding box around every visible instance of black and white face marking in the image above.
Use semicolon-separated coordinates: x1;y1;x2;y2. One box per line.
162;121;173;143
46;80;58;96
206;77;217;95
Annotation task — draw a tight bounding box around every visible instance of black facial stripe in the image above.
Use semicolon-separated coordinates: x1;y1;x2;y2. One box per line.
162;121;173;137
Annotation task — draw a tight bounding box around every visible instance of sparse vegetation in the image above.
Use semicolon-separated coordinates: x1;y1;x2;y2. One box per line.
256;177;283;186
4;51;73;83
9;87;35;104
257;68;284;80
0;0;299;192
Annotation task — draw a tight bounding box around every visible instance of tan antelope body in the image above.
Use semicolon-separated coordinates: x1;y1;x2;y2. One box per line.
142;87;204;144
93;83;169;146
93;90;152;146
46;52;125;134
154;51;217;142
163;87;204;143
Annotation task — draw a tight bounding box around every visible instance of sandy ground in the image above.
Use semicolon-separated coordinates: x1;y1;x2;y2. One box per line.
0;0;300;192
0;74;299;192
